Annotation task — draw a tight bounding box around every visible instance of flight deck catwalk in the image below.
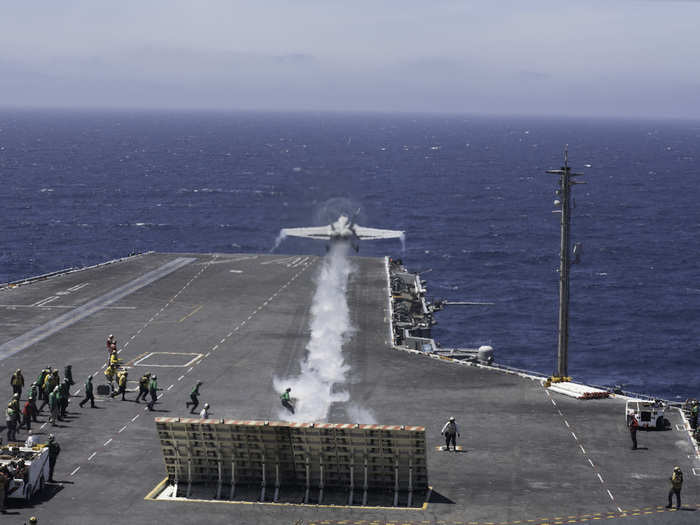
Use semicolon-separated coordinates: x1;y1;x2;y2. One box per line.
546;147;584;379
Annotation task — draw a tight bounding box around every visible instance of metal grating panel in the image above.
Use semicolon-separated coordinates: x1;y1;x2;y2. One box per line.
155;418;428;504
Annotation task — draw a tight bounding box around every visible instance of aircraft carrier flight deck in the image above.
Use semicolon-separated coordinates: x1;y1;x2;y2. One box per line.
0;252;697;524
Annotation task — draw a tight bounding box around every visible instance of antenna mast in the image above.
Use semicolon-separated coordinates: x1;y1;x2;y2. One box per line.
546;146;584;379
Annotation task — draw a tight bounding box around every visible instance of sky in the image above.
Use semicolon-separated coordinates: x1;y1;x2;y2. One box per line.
1;0;699;118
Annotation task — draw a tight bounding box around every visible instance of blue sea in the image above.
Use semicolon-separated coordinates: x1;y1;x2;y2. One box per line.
1;109;699;400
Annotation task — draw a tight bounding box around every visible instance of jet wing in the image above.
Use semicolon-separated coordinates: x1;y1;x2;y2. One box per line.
353;225;404;240
280;226;333;240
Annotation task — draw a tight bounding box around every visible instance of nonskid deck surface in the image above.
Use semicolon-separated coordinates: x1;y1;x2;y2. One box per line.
0;252;697;524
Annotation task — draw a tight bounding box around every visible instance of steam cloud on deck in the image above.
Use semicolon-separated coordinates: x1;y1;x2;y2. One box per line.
274;242;375;423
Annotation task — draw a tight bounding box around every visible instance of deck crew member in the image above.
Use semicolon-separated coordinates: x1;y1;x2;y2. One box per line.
79;375;95;408
59;378;70;417
441;416;460;451
22;396;37;430
64;364;75;387
667;466;683;509
8;393;20;413
27;393;38;422
48;386;60;425
47;434;61;482
29;381;40;402
628;413;639;450
280;387;294;413
5;405;19;442
200;403;211;419
135;373;150;403
36;368;50;401
41;369;58;409
186;381;203;413
11;369;24;397
147;375;159;411
109;348;120;368
111;370;128;400
104;364;117;393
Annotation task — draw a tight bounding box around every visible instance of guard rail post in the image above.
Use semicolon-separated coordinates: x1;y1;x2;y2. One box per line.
319;460;325;504
274;463;280;502
229;459;236;499
260;452;266;502
304;454;310;503
363;455;368;505
348;455;354;505
408;457;413;507
186;458;192;498
216;456;222;499
393;455;400;507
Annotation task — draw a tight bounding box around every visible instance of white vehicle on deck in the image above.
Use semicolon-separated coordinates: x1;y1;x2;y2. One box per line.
0;444;50;503
625;399;667;430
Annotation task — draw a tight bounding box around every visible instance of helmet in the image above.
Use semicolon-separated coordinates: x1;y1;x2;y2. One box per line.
152;375;157;380
286;387;291;392
16;368;21;373
204;403;210;408
48;434;55;441
109;334;113;338
674;466;681;471
197;381;202;385
449;416;455;421
29;517;38;524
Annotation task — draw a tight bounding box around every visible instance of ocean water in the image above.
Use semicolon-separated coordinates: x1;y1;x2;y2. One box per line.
1;109;699;400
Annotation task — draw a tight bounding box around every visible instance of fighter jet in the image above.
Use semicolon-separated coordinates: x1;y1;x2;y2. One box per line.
279;213;404;252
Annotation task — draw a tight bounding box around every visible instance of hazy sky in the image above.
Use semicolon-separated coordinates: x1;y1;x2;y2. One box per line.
1;1;699;118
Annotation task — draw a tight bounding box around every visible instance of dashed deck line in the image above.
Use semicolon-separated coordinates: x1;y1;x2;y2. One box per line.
545;389;619;509
305;505;694;525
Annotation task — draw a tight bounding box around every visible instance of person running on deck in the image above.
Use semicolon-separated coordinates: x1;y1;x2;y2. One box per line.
135;373;150;403
186;381;203;413
280;387;294;413
111;370;128;401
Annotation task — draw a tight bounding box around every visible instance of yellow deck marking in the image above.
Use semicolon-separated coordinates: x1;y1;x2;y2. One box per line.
179;304;203;322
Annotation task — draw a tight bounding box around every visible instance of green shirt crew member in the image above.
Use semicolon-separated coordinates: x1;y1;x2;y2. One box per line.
280;388;294;413
79;376;95;408
147;376;159;411
186;381;203;413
